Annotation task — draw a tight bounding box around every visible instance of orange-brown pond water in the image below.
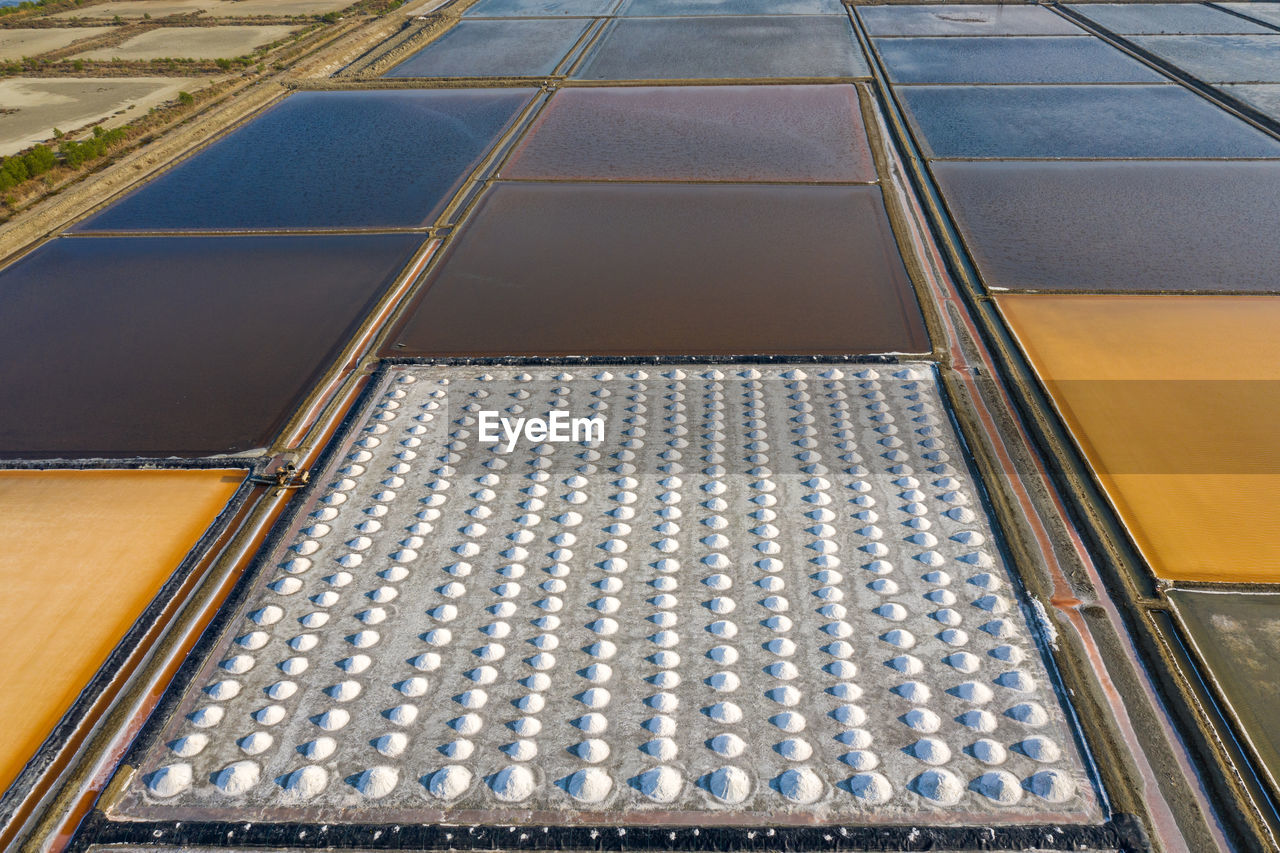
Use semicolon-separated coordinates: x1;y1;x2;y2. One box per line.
0;468;244;792
1000;294;1280;583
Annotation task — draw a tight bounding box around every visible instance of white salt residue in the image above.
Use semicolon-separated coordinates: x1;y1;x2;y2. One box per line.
1006;702;1050;727
282;766;327;799
213;761;259;795
970;738;1007;765
706;766;750;804
1031;597;1059;648
846;772;892;804
374;732;408;757
971;770;1022;805
489;765;535;802
354;766;398;799
167;734;207;758
565;768;612;803
427;765;471;800
237;732;273;755
775;767;823;804
911;769;963;805
636;766;682;803
907;738;951;765
707;733;745;758
1026;768;1076;803
146;763;192;798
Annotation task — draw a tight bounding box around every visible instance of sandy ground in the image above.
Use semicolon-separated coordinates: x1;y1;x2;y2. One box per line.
72;24;298;59
0;26;114;60
0;76;199;155
0;469;244;794
53;0;355;18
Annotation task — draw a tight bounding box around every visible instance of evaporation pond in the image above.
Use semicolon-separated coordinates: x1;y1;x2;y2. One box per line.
932;160;1280;292
1069;3;1272;34
1220;2;1280;28
384;19;590;78
1170;590;1280;785
0;233;424;458
1132;34;1280;83
875;36;1164;84
502;84;875;182
463;0;617;17
572;16;869;80
75;89;535;231
385;183;928;356
1222;83;1280;121
999;293;1280;583
859;5;1082;37
618;0;844;17
898;84;1280;158
0;469;244;794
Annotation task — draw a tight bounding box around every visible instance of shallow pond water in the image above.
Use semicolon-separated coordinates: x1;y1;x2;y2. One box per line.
503;84;875;182
0;233;424;457
76;89;536;231
385;182;928;356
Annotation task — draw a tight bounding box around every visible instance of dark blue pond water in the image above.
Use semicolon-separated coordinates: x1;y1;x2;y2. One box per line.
75;89;535;231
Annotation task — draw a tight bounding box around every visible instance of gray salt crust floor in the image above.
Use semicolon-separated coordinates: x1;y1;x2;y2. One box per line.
118;364;1098;826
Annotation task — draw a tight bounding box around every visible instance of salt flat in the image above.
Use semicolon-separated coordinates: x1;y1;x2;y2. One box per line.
0;27;112;61
53;0;353;17
119;363;1097;825
72;25;298;60
0;77;197;155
